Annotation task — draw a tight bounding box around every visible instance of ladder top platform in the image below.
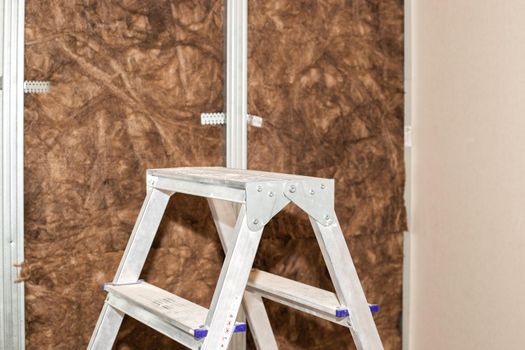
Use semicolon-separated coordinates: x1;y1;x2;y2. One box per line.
147;167;336;230
148;167;332;189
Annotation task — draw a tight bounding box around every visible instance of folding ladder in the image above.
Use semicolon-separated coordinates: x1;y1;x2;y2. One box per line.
88;167;384;350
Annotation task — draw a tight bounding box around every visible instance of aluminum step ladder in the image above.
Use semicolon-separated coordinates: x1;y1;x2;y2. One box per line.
88;167;384;350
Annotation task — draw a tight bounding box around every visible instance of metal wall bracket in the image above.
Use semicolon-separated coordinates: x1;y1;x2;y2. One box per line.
1;77;50;93
201;112;263;128
23;80;50;94
284;179;336;226
0;77;51;94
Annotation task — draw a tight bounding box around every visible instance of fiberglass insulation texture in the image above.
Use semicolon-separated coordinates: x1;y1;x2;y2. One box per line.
24;0;405;349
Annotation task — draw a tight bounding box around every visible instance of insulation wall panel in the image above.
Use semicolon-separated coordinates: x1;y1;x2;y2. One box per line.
24;1;404;349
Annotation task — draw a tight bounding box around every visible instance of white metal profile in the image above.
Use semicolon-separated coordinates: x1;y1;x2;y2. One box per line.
0;1;26;350
402;0;412;349
225;0;248;170
224;1;248;348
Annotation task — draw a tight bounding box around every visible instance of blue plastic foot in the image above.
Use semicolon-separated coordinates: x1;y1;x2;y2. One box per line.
234;323;247;333
194;327;208;339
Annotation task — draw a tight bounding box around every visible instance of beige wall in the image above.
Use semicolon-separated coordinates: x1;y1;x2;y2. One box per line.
409;1;525;349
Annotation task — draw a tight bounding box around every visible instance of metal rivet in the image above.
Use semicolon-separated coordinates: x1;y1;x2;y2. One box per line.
324;214;330;221
310;189;315;195
321;184;326;189
268;191;274;197
289;185;296;193
253;219;259;225
257;185;262;192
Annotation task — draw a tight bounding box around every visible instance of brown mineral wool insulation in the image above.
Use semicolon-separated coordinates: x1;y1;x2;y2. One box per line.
24;0;405;349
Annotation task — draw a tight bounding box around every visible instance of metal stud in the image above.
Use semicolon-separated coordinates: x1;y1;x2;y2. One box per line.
289;185;296;193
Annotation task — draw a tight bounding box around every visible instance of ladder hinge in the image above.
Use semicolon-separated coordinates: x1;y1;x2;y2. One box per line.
284;180;336;226
245;182;290;231
146;175;159;188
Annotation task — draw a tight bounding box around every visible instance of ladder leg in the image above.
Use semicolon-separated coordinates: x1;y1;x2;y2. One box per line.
208;199;246;350
208;198;238;251
228;307;247;350
243;291;279;350
201;205;264;350
88;188;172;350
309;216;384;350
208;199;278;350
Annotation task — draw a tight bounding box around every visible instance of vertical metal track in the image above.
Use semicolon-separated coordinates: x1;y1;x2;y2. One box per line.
224;1;248;348
225;0;248;170
402;0;412;349
1;0;26;349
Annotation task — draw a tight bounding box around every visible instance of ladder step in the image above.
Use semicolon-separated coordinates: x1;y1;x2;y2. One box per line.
104;281;246;342
247;269;378;325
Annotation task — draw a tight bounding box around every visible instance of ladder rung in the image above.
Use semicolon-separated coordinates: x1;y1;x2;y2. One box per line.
104;281;246;343
246;269;378;325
